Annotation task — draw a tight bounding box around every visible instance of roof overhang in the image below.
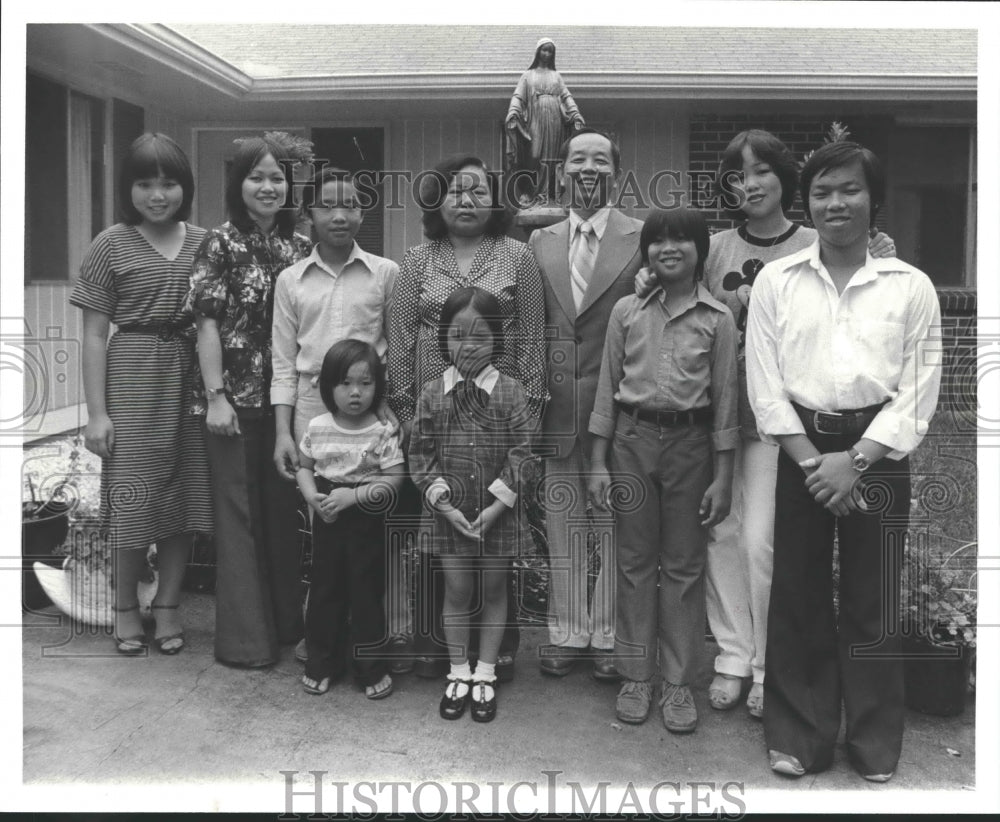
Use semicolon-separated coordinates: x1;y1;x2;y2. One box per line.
101;23;976;104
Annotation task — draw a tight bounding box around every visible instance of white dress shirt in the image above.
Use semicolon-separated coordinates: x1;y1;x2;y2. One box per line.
271;242;398;406
745;242;942;458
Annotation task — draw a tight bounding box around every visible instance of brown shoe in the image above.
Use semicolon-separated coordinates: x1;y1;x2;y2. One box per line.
660;682;698;733
615;679;653;724
591;650;620;682
538;645;581;677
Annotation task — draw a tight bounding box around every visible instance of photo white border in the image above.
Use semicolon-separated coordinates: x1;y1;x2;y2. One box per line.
3;0;998;814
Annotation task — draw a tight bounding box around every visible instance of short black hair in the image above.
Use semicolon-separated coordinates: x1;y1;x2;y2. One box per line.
436;286;505;364
118;133;194;225
225;135;298;238
557;128;621;172
800;141;885;228
716;129;799;215
299;166;358;211
639;208;711;282
417;154;511;241
318;339;385;415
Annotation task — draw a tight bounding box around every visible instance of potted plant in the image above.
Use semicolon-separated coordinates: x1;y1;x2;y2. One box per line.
900;539;977;716
22;446;78;610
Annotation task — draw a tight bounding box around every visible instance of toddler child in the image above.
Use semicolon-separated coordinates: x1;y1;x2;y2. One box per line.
296;339;404;699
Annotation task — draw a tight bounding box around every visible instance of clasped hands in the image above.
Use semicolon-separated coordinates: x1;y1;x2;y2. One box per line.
309;487;356;524
798;451;867;517
436;499;505;541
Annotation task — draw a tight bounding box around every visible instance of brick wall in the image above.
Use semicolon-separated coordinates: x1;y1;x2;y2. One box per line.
688;112;891;233
936;293;977;418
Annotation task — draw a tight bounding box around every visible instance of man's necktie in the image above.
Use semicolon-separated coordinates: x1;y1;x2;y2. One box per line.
570;220;597;309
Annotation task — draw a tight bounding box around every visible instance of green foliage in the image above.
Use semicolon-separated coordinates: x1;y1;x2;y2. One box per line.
802;120;853;167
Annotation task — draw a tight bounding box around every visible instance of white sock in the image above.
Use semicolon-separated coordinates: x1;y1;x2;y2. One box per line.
472;661;496;701
447;661;471;698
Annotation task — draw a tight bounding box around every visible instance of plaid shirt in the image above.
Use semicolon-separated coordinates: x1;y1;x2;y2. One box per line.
408;367;537;556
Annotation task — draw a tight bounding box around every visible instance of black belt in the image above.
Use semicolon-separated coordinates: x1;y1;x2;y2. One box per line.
792;401;887;436
616;401;712;427
116;322;192;341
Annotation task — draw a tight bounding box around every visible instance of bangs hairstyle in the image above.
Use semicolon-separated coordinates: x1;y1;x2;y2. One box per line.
118;133;194;225
436;286;505;364
557;127;621;172
318;339;385;415
418;154;511;240
716;129;799;215
639;208;711;281
225;136;298;237
800;141;885;228
299;166;359;211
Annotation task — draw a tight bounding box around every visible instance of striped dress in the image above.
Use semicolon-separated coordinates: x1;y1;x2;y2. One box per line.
69;223;213;551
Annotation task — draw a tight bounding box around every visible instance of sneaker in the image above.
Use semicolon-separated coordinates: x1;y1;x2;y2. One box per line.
862;772;894;783
768;749;806;777
615;679;653;724
659;683;698;733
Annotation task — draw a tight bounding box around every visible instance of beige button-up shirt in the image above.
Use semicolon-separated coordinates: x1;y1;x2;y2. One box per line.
589;281;740;452
271;242;398;407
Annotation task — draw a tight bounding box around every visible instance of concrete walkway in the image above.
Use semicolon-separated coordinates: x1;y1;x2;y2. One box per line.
20;591;977;812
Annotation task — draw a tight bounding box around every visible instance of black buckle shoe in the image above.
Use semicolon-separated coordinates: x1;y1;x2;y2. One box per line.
439;679;471;720
470;680;497;723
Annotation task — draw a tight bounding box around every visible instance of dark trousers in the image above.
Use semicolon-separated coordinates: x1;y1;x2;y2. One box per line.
305;479;389;687
205;417;303;667
765;433;910;776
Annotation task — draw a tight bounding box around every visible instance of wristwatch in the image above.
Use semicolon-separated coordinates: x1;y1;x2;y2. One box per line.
847;446;872;473
205;386;226;399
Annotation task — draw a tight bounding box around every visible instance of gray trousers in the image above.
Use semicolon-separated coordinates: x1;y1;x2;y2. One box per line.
611;415;713;685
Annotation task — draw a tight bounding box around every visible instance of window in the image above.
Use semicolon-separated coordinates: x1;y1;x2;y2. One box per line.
886;126;976;287
25;72;105;282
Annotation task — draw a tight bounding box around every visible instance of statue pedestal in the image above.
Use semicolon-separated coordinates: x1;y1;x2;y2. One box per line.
514;206;567;232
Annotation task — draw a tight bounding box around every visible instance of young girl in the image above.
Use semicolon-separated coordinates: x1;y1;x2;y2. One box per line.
186;134;313;667
590;208;738;734
407;287;536;723
70;133;212;654
296;340;404;699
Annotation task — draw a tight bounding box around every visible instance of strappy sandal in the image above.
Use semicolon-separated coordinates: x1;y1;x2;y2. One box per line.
112;604;147;655
302;674;331;695
151;604;185;655
708;673;743;711
746;682;764;719
439;677;471;720
470;677;497;723
365;674;394;700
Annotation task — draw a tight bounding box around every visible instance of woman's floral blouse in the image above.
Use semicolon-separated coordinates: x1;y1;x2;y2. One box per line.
185;221;312;415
